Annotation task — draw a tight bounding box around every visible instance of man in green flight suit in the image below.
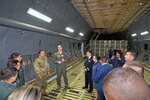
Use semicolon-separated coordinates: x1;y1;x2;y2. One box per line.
54;45;69;89
34;50;50;95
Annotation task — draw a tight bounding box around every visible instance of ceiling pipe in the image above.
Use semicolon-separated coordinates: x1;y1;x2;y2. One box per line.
0;17;81;40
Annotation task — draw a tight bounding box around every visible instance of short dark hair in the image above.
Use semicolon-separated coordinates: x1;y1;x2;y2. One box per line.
116;50;122;56
0;67;18;80
87;50;92;55
39;50;44;54
94;55;100;60
127;51;137;60
100;56;108;63
7;59;19;68
103;68;150;100
10;53;20;59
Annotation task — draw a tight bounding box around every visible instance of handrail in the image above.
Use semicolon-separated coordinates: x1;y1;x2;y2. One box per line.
138;61;150;72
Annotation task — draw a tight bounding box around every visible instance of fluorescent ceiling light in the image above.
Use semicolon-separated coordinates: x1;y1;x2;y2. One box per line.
140;2;142;5
65;27;74;33
140;31;149;35
27;8;52;23
131;33;137;37
79;32;84;36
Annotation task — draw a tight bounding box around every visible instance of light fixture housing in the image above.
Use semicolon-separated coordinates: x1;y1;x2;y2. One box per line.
27;8;52;23
65;27;74;33
140;31;149;35
79;32;84;36
131;33;137;37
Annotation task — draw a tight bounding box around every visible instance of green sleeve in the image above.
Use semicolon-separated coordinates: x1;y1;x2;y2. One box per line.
54;53;58;64
16;66;25;88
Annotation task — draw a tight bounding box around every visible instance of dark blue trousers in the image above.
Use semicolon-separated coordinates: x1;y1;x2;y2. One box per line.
85;72;93;90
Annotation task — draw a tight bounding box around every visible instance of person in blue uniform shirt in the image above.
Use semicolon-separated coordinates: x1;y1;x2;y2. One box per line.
92;55;101;100
82;50;94;93
0;67;18;100
108;50;125;68
108;47;113;59
94;56;112;100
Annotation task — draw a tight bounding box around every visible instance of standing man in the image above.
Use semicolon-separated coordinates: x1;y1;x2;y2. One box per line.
54;45;69;89
82;51;94;93
103;68;150;100
94;56;112;100
34;50;50;95
0;67;18;100
124;51;136;62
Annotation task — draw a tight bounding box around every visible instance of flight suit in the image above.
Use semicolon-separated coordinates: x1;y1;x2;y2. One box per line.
54;52;68;87
84;56;94;91
33;56;50;94
0;81;16;100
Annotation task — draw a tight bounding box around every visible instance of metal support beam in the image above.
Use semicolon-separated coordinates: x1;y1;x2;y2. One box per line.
95;33;101;40
90;32;96;40
83;0;97;28
0;17;80;40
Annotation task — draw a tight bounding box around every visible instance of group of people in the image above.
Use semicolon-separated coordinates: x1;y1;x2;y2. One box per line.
0;44;69;100
34;44;69;95
0;53;26;100
0;45;150;100
83;50;150;100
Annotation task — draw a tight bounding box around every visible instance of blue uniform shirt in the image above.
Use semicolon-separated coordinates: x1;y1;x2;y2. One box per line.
84;56;94;72
108;56;125;68
92;61;101;81
94;64;112;100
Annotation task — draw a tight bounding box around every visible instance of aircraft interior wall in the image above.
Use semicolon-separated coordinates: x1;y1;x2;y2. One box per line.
127;11;150;64
0;25;81;82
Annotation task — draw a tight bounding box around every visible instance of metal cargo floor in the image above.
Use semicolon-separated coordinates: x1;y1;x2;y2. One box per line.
43;61;96;100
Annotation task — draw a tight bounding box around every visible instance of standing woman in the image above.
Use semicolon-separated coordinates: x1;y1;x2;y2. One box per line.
92;55;101;100
8;53;25;87
108;50;125;68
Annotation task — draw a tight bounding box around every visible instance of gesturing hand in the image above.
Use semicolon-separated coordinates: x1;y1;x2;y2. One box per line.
58;61;62;64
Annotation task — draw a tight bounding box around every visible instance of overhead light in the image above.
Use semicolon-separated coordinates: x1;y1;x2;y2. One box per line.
65;27;74;33
79;32;84;36
131;33;137;37
27;8;52;23
140;31;149;35
139;2;143;5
